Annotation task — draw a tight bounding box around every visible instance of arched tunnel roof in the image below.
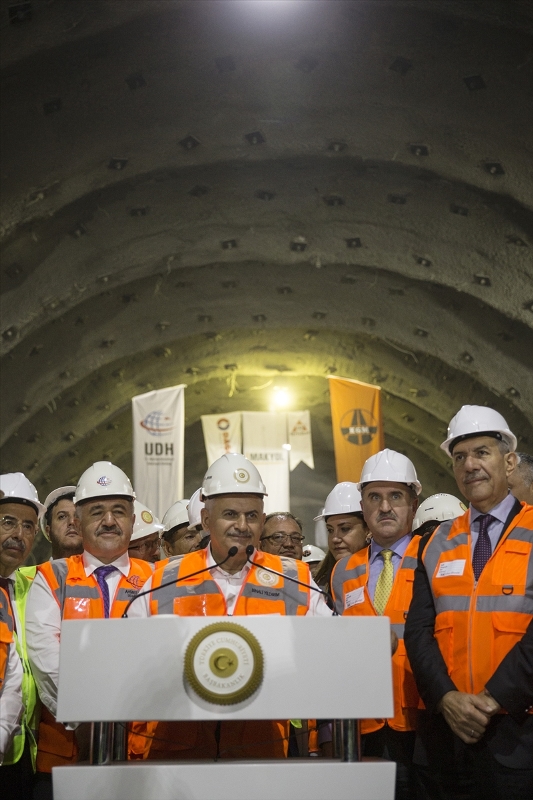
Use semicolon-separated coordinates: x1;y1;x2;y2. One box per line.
1;0;532;547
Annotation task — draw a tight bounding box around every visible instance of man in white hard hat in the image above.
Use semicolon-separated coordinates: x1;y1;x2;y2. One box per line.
148;453;331;761
26;462;154;779
411;493;467;538
41;486;83;560
508;452;533;506
127;501;164;563
260;512;305;560
160;498;203;558
405;405;533;800
331;449;423;800
0;473;44;800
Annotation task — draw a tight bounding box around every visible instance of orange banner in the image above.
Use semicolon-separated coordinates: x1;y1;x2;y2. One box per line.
328;376;384;483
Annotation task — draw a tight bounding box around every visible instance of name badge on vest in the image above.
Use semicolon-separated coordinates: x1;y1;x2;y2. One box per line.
345;586;365;609
436;559;466;578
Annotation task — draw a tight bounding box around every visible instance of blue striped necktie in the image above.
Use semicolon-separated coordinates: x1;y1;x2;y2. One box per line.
94;565;116;618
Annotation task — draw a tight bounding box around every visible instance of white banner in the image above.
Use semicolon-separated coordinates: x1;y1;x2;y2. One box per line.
242;412;290;514
287;410;314;471
132;385;185;520
201;412;242;467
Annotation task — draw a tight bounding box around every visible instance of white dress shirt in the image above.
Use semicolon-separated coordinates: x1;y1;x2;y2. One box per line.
206;547;332;616
26;551;151;718
0;641;23;763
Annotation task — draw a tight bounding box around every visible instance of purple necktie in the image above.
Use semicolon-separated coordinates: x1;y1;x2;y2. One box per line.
94;565;116;618
472;514;495;581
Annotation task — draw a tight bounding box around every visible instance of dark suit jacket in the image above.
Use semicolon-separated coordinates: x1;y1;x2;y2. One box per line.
404;498;533;769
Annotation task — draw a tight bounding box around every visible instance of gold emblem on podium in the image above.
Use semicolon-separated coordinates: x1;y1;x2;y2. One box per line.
184;622;264;705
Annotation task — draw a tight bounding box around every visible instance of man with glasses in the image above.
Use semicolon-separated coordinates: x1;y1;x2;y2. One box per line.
259;512;305;560
0;472;44;800
26;461;154;790
127;500;164;564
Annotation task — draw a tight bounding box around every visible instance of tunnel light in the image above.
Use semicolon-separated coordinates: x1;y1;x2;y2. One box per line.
271;387;291;409
282;443;292;451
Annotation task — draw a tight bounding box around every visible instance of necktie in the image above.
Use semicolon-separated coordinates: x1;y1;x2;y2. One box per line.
94;565;116;618
374;549;394;615
472;514;495;581
0;576;16;633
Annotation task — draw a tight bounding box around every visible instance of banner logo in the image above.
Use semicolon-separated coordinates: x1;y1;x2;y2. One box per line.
340;409;379;446
290;418;308;436
140;410;174;437
217;418;230;431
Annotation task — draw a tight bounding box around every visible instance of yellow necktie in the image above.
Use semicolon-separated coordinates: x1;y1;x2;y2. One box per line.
373;549;394;615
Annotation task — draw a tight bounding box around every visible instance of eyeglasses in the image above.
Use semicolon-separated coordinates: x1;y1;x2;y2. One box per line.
128;536;161;553
260;533;305;545
0;516;37;538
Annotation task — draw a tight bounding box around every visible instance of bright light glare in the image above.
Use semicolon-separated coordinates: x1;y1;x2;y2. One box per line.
271;387;291;408
282;443;292;451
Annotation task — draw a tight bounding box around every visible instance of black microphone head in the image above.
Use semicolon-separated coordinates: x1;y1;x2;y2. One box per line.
227;546;239;557
245;544;255;557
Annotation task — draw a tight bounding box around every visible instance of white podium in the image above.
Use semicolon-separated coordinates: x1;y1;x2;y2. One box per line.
53;616;395;800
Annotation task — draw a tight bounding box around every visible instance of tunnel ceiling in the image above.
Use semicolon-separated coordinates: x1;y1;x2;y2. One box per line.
1;0;532;506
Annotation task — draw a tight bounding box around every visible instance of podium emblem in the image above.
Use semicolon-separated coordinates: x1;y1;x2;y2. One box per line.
184;622;264;705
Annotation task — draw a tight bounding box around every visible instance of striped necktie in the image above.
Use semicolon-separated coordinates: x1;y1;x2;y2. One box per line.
94;565;116;618
374;549;394;615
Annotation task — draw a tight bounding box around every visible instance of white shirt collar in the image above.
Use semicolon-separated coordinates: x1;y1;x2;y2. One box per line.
82;550;130;578
205;544;255;579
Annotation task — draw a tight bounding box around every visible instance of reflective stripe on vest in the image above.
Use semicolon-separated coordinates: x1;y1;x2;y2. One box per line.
424;505;533;698
330;537;421;732
39;555;152;620
0;587;14;697
151;550;311;616
4;568;40;768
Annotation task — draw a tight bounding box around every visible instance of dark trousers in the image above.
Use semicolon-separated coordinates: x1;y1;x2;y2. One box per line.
362;726;416;800
32;773;53;800
1;739;34;800
414;711;533;800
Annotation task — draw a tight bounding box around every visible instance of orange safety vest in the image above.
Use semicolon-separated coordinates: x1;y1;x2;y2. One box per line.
150;548;312;616
423;503;533;700
331;537;421;733
0;586;15;699
36;555;153;770
148;549;312;760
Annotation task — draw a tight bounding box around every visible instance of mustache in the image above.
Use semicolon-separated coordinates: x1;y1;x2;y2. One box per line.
95;526;122;536
377;513;397;522
2;538;24;551
464;472;487;484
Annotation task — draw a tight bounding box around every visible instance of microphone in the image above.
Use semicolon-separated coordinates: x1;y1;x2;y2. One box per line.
122;545;239;617
245;545;338;615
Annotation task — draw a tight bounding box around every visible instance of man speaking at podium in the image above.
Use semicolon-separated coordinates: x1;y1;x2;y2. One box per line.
148;453;331;761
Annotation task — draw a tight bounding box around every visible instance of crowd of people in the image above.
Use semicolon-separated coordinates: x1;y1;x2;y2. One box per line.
0;403;532;800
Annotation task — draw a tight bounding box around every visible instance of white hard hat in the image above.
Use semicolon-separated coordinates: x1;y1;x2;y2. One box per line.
131;501;164;542
0;472;46;516
40;486;76;540
187;488;204;530
162;499;190;533
440;405;517;457
302;544;327;564
201;453;267;499
313;482;362;521
358;449;422;495
412;493;467;532
74;461;135;504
